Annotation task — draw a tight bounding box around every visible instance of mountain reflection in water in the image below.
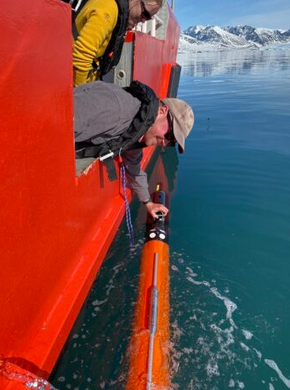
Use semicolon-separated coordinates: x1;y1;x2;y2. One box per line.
178;49;290;77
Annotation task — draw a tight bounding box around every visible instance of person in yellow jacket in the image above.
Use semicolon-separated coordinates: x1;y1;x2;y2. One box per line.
73;0;164;87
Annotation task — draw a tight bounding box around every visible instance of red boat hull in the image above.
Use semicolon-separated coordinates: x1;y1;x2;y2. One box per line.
0;0;180;384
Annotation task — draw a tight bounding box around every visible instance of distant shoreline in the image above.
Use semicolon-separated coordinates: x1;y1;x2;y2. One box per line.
179;41;290;55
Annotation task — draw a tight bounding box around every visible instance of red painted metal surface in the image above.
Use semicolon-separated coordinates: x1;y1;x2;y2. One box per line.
0;0;180;384
133;6;180;98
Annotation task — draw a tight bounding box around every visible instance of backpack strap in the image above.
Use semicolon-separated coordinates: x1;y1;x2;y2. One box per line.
72;18;79;41
100;156;118;181
71;0;89;40
75;142;118;181
75;141;101;158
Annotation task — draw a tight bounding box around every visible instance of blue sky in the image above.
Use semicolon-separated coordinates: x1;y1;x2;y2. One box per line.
174;0;290;31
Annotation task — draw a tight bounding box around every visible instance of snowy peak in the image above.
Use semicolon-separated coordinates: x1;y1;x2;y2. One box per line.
185;25;206;35
224;25;289;45
183;25;255;50
282;29;290;37
181;25;290;51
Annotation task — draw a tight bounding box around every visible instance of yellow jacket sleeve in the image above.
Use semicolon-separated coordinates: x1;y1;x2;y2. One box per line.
73;0;118;86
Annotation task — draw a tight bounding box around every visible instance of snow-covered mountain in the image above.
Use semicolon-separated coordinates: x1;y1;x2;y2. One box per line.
225;25;290;45
180;25;290;52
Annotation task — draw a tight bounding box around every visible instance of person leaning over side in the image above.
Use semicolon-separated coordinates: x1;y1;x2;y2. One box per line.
74;80;194;218
73;0;164;87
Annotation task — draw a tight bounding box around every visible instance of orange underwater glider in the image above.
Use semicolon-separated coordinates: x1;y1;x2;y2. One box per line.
126;187;171;390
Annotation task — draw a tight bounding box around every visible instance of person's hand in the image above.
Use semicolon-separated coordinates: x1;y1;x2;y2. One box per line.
145;202;169;219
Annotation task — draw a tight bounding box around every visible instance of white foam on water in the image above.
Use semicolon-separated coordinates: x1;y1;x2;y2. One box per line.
169;320;190;382
101;262;125;297
186;276;210;287
171;265;179;272
242;329;253;340
210;323;235;348
186;267;198;277
170;257;280;389
92;298;108;307
210;287;237;328
254;348;262;360
129;237;145;253
187;276;202;285
265;359;290;388
182;347;194;355
206;359;220;377
240;342;250;352
182;267;246;376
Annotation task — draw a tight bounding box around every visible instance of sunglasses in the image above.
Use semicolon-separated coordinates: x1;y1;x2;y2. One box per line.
140;1;153;21
164;111;176;147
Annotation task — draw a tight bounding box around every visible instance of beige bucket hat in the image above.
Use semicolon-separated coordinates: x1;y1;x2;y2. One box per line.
162;98;194;153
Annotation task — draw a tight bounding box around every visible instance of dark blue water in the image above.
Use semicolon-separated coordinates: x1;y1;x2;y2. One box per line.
50;49;290;390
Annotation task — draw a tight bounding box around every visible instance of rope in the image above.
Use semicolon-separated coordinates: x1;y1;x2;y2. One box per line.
120;162;135;246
